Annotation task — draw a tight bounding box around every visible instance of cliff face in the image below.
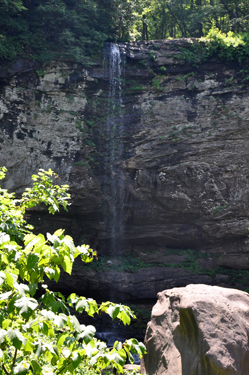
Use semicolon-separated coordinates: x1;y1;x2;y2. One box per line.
1;39;249;300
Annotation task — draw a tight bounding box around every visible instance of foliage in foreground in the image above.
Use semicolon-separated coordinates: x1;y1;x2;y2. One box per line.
0;167;146;375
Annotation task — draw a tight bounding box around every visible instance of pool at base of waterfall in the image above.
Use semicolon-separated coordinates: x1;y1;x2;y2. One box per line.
95;331;141;364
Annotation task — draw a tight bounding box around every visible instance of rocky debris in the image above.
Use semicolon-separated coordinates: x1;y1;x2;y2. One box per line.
140;284;249;375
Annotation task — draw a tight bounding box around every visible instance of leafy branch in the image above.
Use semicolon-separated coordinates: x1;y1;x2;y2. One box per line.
0;168;146;375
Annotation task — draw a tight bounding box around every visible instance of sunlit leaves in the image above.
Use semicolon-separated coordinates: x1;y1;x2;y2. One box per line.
5;271;15;288
0;232;10;245
53;314;67;329
8;329;27;349
21;169;70;214
76;325;96;344
14;283;29;296
57;332;68;348
0;290;13;301
0;168;147;374
0;169;70;243
74;297;98;317
0;167;7;180
0;329;7;345
0;271;5;286
125;338;146;358
13;361;30;375
99;302;136;325
15;297;38;320
76;244;97;263
70;351;81;370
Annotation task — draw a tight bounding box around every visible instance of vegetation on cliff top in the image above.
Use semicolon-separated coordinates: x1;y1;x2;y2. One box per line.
2;0;249;62
178;28;249;66
0;167;146;375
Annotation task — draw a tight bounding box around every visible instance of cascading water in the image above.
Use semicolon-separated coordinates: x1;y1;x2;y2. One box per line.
95;44;141;365
103;43;125;257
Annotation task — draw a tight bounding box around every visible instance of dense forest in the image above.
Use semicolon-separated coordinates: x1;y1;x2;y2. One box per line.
1;0;249;62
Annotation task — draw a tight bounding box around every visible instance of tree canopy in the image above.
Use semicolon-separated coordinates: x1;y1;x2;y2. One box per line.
0;0;118;62
130;0;249;40
1;0;249;62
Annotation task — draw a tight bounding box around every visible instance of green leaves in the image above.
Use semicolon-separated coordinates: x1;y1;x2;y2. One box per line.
61;255;73;274
70;351;81;370
0;167;7;180
28;283;38;297
76;325;96;344
21;169;70;214
27;254;39;272
53;314;67;328
15;297;38;320
76;244;97;263
6;272;15;288
100;302;136;325
14;229;96;286
0;0;128;62
30;359;42;375
0;168;147;375
8;329;26;349
0;290;13;301
13;361;30;375
125;338;147;357
0;232;10;245
0;329;7;345
57;332;68;348
74;297;98;316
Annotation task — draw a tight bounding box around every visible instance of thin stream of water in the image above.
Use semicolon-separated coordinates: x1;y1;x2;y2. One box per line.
103;43;125;257
98;45;141;363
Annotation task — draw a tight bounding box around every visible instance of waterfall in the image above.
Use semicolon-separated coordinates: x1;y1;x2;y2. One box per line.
103;43;125;256
96;46;142;360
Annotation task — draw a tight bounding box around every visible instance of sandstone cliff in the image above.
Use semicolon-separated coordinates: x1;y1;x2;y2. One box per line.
1;39;249;300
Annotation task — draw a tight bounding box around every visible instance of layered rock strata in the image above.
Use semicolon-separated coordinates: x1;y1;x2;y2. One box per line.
1;39;249;298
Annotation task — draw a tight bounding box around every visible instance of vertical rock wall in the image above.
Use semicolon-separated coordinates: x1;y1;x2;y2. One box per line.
1;40;249;299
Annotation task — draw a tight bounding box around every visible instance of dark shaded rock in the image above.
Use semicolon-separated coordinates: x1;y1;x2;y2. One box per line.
49;264;212;301
0;58;40;79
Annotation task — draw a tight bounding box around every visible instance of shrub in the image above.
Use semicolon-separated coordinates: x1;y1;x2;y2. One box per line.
0;167;146;374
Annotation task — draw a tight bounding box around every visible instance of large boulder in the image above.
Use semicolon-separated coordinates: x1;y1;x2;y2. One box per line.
140;284;249;375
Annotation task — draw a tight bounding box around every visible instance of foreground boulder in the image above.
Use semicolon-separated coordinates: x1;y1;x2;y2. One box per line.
140;284;249;375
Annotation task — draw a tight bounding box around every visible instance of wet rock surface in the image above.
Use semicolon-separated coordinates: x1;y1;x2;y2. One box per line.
1;39;249;299
141;284;249;375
